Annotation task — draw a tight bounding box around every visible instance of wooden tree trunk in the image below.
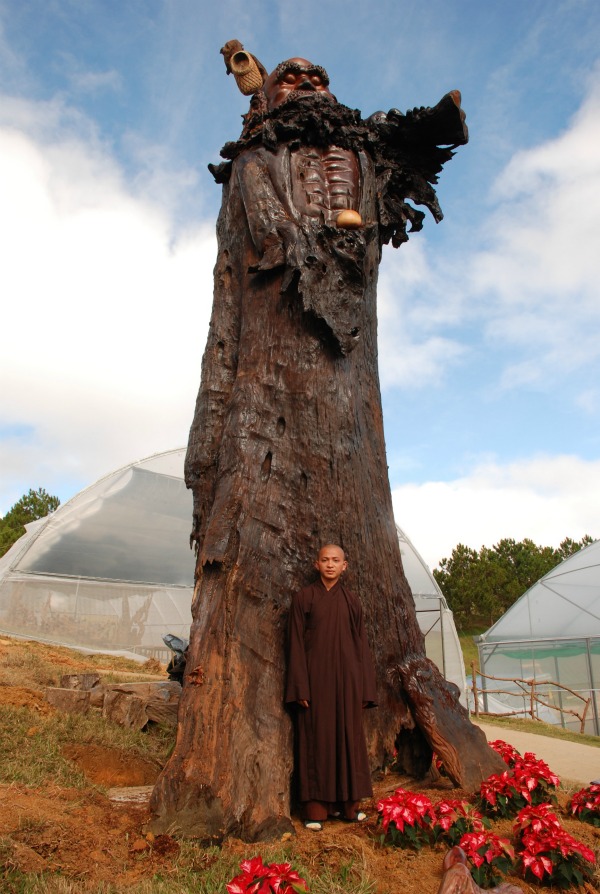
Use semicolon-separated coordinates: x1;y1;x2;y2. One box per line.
149;73;504;843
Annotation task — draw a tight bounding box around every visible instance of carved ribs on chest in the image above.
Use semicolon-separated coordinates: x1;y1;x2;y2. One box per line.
290;146;360;225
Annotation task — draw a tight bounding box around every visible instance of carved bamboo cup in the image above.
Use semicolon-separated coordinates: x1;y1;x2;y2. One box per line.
230;51;263;95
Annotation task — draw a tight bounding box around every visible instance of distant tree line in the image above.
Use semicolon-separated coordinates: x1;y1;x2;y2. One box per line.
0;488;60;559
433;535;595;631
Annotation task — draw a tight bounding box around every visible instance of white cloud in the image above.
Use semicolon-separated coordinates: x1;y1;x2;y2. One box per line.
469;67;600;388
0;93;215;513
67;66;123;95
377;241;466;389
393;455;600;570
376;67;600;399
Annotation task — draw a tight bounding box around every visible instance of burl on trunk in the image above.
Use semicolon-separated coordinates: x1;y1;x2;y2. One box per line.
149;53;504;842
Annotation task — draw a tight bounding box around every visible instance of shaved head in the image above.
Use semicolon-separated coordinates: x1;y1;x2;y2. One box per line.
318;543;345;560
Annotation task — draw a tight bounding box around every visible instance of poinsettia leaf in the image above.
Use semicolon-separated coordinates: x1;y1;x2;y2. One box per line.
226;881;247;894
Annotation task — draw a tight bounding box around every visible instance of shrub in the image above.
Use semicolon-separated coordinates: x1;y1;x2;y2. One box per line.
458;830;515;888
226;856;308;894
515;822;595;886
377;788;436;849
488;739;521;768
568;783;600;827
431;798;489;846
478;753;559;818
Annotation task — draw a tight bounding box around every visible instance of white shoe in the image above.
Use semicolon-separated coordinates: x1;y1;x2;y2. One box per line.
342;810;367;823
304;820;323;831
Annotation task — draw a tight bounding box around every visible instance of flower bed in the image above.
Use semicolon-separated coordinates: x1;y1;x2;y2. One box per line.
375;740;596;889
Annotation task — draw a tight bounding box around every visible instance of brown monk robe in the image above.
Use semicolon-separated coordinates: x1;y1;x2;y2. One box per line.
285;545;377;828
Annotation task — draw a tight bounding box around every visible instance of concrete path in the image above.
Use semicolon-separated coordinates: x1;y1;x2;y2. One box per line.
476;721;599;787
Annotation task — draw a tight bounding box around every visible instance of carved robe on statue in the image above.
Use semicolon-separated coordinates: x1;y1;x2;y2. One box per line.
186;135;382;565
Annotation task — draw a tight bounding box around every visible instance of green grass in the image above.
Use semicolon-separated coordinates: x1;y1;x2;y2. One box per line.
0;705;174;788
475;713;600;748
0;842;377;894
458;628;485;675
0;641;163;690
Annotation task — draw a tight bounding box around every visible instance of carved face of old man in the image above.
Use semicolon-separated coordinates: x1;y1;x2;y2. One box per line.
263;57;334;110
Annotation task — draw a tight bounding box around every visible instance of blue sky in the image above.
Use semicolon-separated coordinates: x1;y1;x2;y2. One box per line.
1;0;600;567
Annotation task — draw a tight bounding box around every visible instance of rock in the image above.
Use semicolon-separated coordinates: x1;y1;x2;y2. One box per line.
102;690;147;730
60;673;101;690
107;786;155;804
45;688;91;714
45;679;181;728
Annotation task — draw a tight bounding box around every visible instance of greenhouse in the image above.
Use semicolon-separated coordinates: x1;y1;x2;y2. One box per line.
397;525;466;705
0;448;465;701
477;538;600;735
0;450;194;660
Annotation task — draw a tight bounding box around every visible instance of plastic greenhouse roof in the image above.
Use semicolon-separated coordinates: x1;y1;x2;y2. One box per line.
10;451;194;587
480;538;600;643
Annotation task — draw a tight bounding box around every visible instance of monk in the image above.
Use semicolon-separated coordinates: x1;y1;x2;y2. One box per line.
285;544;377;830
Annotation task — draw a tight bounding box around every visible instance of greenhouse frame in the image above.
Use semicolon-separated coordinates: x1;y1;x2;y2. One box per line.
0;449;466;701
477;538;600;735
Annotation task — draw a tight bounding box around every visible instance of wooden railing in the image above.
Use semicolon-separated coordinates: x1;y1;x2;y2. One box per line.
470;661;592;733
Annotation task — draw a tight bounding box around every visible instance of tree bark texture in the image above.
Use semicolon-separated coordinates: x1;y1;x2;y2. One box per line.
149;68;504;842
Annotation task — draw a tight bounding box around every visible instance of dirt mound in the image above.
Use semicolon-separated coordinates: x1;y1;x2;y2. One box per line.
0;684;55;714
62;744;161;787
0;782;178;885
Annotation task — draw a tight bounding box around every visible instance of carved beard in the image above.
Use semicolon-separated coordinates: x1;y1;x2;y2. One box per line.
266;91;363;148
273;88;338;110
221;89;364;163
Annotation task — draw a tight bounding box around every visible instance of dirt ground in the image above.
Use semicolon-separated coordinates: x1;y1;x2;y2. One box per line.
2;769;598;893
0;638;599;892
0;769;474;891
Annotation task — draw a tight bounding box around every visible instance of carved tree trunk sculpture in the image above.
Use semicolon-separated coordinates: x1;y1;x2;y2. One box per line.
149;57;504;842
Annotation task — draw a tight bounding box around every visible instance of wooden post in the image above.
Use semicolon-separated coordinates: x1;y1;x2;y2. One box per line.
471;660;480;719
580;697;591;734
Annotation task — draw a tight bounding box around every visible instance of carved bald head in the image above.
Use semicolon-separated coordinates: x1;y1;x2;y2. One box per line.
263;57;333;111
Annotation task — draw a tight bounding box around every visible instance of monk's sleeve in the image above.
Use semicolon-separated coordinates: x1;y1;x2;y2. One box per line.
285;590;310;704
359;606;378;707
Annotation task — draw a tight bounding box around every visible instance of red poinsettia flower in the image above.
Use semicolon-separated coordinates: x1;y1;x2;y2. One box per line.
267;863;307;893
377;787;435;834
432;799;486;836
519;826;596;874
514;803;561;836
460;830;514;865
239;857;268;876
569;783;600;823
515;754;560;788
488;739;521;766
227;857;308;894
480;770;512;807
521;850;553;880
